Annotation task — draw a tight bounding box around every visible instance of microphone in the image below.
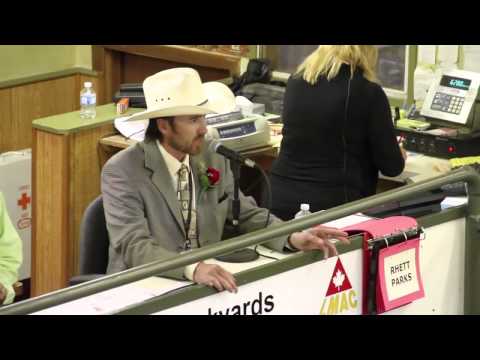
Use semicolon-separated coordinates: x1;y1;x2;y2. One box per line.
208;140;256;168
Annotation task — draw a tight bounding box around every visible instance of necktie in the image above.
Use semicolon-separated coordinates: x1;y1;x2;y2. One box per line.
177;164;197;250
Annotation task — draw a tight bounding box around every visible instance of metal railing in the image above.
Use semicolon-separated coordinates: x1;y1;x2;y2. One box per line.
2;166;480;315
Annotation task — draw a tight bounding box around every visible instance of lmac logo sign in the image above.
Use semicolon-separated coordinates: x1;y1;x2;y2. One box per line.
320;257;359;315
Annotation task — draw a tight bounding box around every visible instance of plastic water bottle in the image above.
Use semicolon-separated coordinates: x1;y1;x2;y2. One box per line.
80;82;96;119
294;203;312;219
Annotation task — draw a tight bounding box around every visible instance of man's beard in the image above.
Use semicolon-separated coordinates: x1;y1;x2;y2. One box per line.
169;135;204;155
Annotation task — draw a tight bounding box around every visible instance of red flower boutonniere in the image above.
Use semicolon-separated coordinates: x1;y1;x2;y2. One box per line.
198;163;221;193
207;167;220;186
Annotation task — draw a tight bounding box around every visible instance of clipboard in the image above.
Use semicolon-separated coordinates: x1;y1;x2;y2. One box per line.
342;216;424;314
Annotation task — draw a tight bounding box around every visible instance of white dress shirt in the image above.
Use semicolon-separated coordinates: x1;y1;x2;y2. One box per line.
156;141;200;280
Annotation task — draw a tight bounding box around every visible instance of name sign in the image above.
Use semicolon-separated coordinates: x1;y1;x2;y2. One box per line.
378;239;425;312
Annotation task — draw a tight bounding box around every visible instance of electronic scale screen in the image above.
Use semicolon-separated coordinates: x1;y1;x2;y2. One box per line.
440;75;471;91
218;122;256;139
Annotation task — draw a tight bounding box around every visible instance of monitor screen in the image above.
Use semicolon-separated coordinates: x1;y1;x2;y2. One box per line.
440;75;471;91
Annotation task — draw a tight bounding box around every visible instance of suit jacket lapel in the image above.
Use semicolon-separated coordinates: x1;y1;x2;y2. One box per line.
191;156;217;246
142;141;186;238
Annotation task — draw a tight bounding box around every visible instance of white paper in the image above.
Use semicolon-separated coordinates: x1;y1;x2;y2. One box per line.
463;45;480;73
235;95;253;107
235;96;254;116
255;246;294;260
406;151;422;157
418;45;436;65
441;196;468;210
323;213;372;228
384;248;419;301
437;45;458;65
114;116;147;142
33;277;189;315
413;66;436;102
207;253;276;270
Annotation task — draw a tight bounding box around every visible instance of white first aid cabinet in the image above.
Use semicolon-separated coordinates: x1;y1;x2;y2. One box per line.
0;149;32;281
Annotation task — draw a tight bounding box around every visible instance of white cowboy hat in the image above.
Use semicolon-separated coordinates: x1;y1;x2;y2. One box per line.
125;67;236;122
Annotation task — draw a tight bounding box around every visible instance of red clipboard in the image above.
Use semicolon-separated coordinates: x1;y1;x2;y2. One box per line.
342;216;420;314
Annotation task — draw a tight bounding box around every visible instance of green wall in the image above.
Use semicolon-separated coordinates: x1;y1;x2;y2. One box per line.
0;45;92;82
74;45;92;69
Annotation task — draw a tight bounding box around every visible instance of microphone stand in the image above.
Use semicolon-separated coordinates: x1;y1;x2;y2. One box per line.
231;160;242;231
215;160;259;263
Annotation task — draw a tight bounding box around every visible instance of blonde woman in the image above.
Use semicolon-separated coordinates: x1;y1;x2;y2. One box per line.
270;45;405;220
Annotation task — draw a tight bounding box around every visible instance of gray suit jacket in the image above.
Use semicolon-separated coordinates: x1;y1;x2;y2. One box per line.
101;140;288;279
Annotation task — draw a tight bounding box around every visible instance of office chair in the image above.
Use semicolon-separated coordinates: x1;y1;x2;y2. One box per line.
68;195;110;286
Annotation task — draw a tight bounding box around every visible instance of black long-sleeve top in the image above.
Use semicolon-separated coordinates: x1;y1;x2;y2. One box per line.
271;65;405;207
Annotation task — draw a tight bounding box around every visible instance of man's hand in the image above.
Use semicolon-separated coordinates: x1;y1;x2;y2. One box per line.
0;283;7;304
288;226;350;258
400;145;408;161
193;262;238;293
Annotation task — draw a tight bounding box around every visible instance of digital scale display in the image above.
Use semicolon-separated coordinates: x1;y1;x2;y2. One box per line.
218;122;256;139
440;75;471;91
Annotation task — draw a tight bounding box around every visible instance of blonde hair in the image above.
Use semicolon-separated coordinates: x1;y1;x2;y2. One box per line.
296;45;378;85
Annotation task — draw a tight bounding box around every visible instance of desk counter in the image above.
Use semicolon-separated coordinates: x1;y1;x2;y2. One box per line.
32;207;469;315
381;152;451;184
32;104;143;135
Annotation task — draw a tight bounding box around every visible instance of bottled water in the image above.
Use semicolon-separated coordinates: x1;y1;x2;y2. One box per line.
80;82;96;119
294;203;311;219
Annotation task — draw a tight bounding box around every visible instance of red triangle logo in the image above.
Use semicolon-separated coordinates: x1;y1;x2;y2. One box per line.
325;257;352;296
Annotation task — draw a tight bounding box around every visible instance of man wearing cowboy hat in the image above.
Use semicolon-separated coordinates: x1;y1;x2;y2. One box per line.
101;68;349;293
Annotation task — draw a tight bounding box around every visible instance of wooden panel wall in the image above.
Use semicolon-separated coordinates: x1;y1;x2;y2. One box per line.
31;130;70;296
103;50;122;106
32;122;115;296
0;88;12;153
9;76;78;152
0;73;101;154
122;53;229;84
69;123;115;275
